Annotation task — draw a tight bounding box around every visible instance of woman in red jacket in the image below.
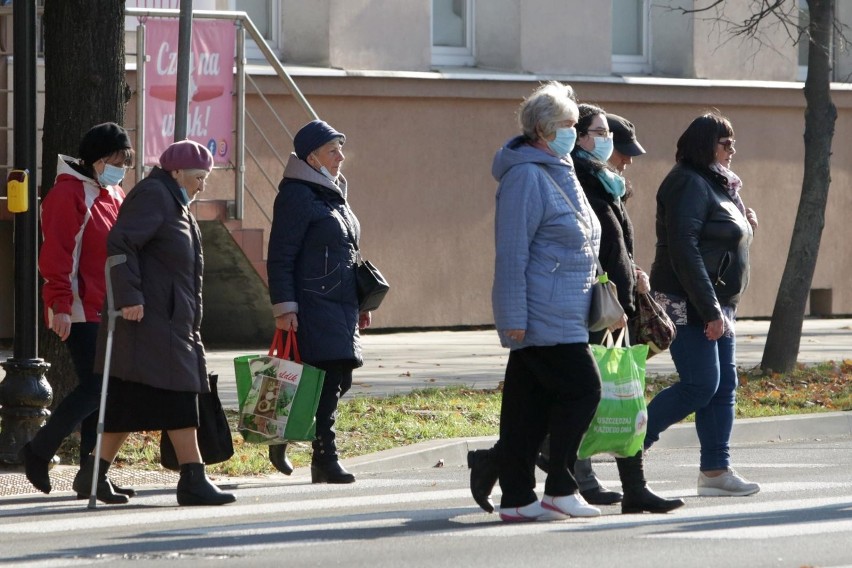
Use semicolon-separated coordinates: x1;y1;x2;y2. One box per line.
20;122;135;503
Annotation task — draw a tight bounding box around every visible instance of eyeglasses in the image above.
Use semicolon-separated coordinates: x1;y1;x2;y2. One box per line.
718;139;736;151
587;128;612;138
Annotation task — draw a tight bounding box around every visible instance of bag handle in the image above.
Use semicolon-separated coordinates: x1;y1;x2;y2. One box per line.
268;326;302;363
537;166;607;280
601;327;630;348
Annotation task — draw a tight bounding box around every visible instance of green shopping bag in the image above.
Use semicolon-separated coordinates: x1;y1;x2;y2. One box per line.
578;328;650;459
234;328;325;444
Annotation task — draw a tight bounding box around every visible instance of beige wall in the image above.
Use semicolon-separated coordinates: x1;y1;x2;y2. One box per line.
164;73;852;331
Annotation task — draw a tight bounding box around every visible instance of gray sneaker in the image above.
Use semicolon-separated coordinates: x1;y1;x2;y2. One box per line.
697;468;760;497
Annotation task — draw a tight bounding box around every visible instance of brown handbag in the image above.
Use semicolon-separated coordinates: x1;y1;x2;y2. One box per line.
631;292;677;359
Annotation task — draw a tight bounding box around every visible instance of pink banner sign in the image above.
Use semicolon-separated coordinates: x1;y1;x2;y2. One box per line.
144;19;235;166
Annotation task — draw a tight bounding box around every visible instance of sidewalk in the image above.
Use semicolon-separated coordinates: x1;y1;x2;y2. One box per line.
1;318;851;496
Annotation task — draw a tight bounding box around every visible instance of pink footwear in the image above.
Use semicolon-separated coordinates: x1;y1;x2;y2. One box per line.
499;500;568;522
542;493;601;517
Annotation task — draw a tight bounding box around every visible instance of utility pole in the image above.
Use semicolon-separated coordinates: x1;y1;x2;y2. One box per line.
174;0;193;141
0;0;52;464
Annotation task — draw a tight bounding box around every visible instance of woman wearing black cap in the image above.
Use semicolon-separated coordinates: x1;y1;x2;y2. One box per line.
20;122;136;502
266;119;370;484
566;105;683;514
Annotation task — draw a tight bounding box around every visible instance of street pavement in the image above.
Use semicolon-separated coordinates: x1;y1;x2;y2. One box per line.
0;318;850;498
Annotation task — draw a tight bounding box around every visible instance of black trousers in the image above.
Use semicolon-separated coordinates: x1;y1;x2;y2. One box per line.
497;342;602;508
310;360;353;464
30;322;100;461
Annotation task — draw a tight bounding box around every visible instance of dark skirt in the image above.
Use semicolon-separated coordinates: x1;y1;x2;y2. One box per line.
104;377;199;433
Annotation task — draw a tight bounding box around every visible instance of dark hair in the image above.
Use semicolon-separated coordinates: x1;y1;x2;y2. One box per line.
575;103;606;136
675;111;734;168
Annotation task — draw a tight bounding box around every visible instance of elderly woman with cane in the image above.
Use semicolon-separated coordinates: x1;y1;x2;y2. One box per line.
78;140;235;506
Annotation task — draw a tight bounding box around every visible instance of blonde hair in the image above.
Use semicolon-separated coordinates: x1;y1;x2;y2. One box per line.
518;81;579;141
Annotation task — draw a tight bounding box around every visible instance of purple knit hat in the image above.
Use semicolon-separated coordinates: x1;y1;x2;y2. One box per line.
159;140;214;172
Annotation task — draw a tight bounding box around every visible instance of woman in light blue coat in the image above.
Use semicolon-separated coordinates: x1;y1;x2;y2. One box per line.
469;81;610;522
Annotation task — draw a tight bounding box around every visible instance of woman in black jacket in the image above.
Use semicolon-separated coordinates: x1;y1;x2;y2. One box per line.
566;104;683;514
645;112;759;497
267;120;370;484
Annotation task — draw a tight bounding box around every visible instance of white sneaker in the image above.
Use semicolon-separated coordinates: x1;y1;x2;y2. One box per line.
697;468;761;497
541;493;601;517
499;500;568;522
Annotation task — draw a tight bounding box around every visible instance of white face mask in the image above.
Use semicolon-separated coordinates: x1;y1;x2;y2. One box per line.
311;154;338;182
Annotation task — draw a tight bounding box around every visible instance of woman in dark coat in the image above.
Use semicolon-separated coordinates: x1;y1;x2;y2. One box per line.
567;104;683;514
266;120;370;484
82;140;235;507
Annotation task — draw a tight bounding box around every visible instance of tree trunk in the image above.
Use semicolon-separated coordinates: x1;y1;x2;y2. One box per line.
761;0;836;373
39;0;129;407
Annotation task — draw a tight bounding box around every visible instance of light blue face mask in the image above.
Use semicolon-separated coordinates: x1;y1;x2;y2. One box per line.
589;136;614;163
98;163;126;187
546;127;577;157
178;187;191;205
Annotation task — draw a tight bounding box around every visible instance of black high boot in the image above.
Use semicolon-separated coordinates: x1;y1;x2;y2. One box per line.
311;436;355;483
269;443;294;475
176;463;236;506
616;451;685;514
20;442;52;494
72;457;129;504
467;448;499;513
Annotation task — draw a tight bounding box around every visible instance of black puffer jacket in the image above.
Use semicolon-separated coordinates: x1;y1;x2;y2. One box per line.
574;155;637;318
650;162;753;324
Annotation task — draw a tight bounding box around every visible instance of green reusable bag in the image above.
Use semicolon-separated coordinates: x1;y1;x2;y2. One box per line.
234;329;325;444
578;329;650;459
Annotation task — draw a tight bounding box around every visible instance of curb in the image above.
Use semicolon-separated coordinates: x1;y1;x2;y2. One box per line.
342;411;852;474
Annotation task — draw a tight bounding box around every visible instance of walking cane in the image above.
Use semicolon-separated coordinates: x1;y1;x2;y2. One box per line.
88;254;126;510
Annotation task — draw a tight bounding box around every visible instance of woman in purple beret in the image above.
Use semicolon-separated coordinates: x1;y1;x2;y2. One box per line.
266;119;371;483
81;139;236;507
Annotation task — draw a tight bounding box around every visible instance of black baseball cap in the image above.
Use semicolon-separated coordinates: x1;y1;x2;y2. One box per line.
607;113;646;157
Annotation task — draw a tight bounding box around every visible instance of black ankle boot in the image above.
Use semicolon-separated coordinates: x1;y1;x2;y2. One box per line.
269;443;294;475
576;458;623;505
311;461;355;484
77;456;136;497
176;463;236;506
73;457;129;504
467;448;499;513
20;442;52;494
616;452;684;514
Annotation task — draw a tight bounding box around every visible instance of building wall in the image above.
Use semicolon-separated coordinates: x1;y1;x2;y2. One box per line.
173;73;852;330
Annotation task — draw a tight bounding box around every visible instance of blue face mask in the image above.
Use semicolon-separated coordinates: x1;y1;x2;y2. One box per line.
178;187;191;205
98;163;126;187
546;127;577;157
589;136;614;162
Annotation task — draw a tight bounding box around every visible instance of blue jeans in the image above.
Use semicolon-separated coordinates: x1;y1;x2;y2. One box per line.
643;324;737;471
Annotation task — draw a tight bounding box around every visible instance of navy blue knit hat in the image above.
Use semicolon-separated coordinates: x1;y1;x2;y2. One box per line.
293;120;345;161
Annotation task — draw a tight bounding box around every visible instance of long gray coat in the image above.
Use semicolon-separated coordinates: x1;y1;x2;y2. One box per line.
95;167;208;394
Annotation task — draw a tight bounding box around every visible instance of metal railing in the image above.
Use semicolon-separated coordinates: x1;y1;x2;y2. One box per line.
126;8;317;220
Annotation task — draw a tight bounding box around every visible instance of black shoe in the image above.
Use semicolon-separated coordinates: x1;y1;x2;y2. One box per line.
622;486;685;514
311;461;355;484
110;479;137;497
467;449;498;514
73;459;129;505
535;453;550;474
581;485;623;505
20;443;52;494
269;444;294;475
177;463;236;506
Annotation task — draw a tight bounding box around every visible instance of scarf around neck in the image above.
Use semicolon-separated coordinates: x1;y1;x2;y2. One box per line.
577;149;625;200
709;162;746;215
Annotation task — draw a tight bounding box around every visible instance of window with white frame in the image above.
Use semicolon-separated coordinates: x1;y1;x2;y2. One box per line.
612;0;650;74
432;0;474;67
232;0;280;61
